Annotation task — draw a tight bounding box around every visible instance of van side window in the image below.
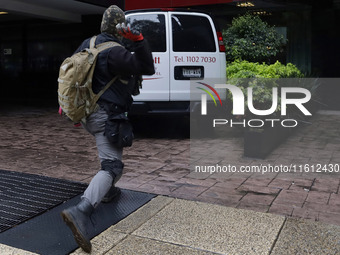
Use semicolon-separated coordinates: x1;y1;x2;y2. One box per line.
172;14;216;52
126;14;166;52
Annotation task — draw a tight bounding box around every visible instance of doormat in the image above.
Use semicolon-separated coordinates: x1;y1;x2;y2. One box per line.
0;169;87;233
0;190;156;255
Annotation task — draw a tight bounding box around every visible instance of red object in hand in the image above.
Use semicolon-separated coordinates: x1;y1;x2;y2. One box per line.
116;23;144;42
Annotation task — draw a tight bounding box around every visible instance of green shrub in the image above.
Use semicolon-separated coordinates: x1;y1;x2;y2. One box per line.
227;60;304;79
223;14;286;62
226;60;305;116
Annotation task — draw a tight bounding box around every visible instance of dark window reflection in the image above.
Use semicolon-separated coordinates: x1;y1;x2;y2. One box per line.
172;14;216;52
126;14;166;52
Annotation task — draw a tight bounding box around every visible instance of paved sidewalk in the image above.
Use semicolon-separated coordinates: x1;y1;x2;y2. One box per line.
1;196;340;254
0;106;340;254
119;110;340;226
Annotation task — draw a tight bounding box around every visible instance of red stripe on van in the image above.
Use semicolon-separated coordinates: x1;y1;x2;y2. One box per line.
143;77;163;80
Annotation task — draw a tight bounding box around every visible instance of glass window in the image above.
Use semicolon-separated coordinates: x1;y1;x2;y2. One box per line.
126;14;166;52
172;14;216;52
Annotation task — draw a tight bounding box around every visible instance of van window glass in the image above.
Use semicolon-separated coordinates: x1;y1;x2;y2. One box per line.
172;14;216;52
126;14;166;52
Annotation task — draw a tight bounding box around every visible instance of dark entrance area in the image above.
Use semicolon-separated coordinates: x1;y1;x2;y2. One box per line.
0;15;101;108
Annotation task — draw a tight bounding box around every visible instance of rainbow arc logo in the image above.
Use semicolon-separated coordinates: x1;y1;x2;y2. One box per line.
196;82;222;106
196;82;223;115
196;82;223;107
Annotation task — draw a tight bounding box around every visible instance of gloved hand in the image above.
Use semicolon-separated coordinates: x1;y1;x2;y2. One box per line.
116;23;144;42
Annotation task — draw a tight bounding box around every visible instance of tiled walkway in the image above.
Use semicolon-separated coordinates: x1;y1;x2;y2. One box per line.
0;107;339;226
119;111;340;226
2;196;340;255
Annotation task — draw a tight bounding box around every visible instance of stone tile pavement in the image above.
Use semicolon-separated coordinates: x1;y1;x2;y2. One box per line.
2;196;340;255
1;106;340;254
0;107;340;227
119;110;340;227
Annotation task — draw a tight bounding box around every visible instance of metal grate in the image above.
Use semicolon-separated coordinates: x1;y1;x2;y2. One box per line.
0;169;87;233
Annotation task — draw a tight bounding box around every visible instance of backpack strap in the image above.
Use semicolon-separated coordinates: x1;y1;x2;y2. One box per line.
89;35;121;52
96;41;121;52
90;39;123;109
93;75;119;103
89;36;97;49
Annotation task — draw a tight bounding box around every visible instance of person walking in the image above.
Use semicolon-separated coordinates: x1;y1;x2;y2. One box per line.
60;5;154;253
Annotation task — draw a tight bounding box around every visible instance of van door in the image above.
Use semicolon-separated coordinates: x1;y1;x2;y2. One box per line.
169;12;225;101
125;12;170;101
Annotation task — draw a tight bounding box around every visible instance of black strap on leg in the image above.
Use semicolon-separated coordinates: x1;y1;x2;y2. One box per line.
101;159;124;182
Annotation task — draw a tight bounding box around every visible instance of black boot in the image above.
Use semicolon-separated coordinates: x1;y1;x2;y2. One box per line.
61;199;94;253
102;186;121;203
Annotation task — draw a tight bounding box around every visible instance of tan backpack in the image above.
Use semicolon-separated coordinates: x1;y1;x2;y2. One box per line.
57;36;121;123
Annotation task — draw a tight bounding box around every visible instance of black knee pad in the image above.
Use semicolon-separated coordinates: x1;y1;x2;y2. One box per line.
101;159;124;184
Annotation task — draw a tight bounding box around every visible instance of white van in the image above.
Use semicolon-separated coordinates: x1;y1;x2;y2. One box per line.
125;9;226;116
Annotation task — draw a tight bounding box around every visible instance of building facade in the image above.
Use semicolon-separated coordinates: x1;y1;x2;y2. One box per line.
0;0;339;108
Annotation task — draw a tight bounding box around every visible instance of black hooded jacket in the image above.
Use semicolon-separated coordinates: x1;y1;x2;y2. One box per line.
75;33;155;111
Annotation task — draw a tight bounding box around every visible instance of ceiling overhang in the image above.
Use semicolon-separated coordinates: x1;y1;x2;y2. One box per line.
0;0;109;23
